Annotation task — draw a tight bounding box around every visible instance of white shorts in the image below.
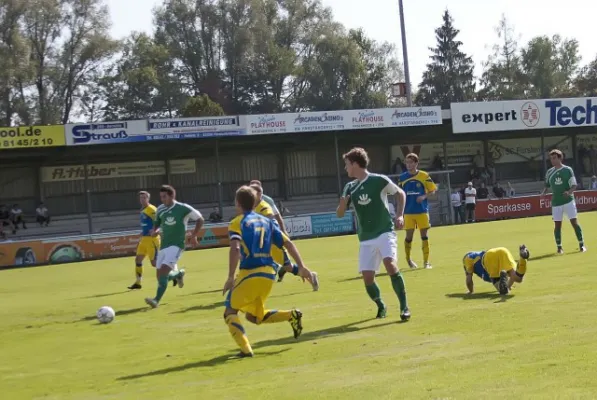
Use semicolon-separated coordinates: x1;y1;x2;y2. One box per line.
156;246;183;269
552;201;578;222
358;231;397;273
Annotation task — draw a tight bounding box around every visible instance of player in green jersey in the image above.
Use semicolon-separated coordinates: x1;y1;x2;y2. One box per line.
336;147;410;321
540;149;586;254
145;185;204;308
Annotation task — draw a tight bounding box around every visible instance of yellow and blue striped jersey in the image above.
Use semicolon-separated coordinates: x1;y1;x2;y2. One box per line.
254;199;275;219
140;204;157;236
399;170;437;214
228;211;287;270
463;251;486;279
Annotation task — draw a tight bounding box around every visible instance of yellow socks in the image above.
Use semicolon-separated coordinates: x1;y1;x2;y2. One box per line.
517;258;527;275
225;314;253;354
404;239;412;261
422;237;430;264
135;263;143;283
260;310;292;324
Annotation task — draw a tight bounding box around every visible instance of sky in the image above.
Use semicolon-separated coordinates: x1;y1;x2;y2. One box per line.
106;0;597;88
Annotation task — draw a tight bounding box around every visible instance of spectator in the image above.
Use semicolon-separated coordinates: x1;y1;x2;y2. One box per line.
208;206;222;223
10;204;26;230
431;153;444;170
472;150;484;175
590;145;597;175
507;182;516;197
591;176;597;189
451;189;463;224
464;182;477;223
477;183;490;200
391;157;405;176
578;144;588;175
278;201;290;216
36;202;50;227
486;160;496;185
493;182;506;198
0;204;15;236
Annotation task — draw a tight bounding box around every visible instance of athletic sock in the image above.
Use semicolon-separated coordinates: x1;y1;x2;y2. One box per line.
225;314;253;354
554;227;562;247
135;263;143;284
404;239;413;261
154;274;168;303
422;237;430;264
517;258;527;275
390;272;408;312
574;224;584;244
365;282;385;310
260;310;292;324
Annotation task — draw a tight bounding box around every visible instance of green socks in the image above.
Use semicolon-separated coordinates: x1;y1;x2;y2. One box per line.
155;274;168;303
554;227;562;247
390;273;408;312
365;282;385;310
574;224;584;244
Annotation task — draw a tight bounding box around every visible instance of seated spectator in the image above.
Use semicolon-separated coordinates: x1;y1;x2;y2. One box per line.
431;153;444;170
0;204;15;235
36;202;50;227
10;204;26;230
507;182;516;197
477;183;490;200
591;176;597;190
493;182;506;198
208;206;222;223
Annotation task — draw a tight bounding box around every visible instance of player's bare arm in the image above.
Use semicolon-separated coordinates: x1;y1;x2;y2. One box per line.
283;238;313;284
274;213;288;233
223;239;240;294
336;196;349;218
465;272;474;294
188;213;205;247
395;186;406;229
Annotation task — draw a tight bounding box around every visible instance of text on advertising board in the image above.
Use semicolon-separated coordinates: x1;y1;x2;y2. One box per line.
0;125;66;150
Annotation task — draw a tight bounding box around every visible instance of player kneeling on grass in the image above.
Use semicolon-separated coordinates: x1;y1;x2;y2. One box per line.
223;186;314;358
463;245;530;295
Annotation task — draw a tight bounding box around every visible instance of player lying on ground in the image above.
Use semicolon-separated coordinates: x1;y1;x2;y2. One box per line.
129;191;160;290
540;149;586;254
463;245;530;295
337;147;410;321
145;185;204;308
249;183;319;291
223;186;314;357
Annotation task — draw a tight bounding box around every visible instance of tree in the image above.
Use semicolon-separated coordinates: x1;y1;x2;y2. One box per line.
478;15;526;101
574;56;597;96
179;94;225;117
415;10;475;109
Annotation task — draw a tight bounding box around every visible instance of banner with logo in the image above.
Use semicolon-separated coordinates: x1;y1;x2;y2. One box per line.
451;97;597;133
65;120;148;145
40;159;196;182
391;141;482;167
0;125;66;150
488;136;573;164
310;211;354;235
0;225;229;268
284;216;313;237
247;107;442;134
577;133;597;147
146;116;245;139
474;191;597;220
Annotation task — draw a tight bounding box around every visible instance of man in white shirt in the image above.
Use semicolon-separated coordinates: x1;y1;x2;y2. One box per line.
36;203;50;227
507;182;516;197
464;182;477;223
10;204;26;230
591;176;597;190
450;190;463;224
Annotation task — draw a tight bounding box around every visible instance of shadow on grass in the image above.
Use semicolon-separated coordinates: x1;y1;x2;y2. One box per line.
183;289;222;296
170;301;226;314
117;349;291;380
79;290;130;299
445;292;514;303
337;269;421;283
252;317;401;350
76;307;150;322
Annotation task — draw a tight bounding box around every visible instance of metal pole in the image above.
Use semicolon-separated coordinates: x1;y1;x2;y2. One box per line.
541;132;546;179
334;133;342;194
83;149;93;236
215;140;224;216
398;0;412;106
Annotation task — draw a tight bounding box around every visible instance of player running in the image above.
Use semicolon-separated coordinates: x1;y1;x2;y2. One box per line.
223;186;314;357
336;147;410;321
145;185;204;308
540;149;586;254
398;153;437;269
463;245;530;295
129;191;160;290
249;183;319;291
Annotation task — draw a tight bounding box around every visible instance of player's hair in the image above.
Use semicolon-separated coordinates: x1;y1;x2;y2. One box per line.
236;186;257;212
160;185;176;198
405;153;419;163
249;179;262;187
138;191;150;199
343;147;369;168
549;149;563;159
249;183;263;194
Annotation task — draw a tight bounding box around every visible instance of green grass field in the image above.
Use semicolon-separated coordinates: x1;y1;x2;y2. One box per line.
2;214;597;399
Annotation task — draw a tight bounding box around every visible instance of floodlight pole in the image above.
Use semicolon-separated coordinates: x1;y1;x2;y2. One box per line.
398;0;412;106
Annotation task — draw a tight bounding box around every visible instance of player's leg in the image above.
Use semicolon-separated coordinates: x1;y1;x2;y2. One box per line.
359;242;386;318
130;254;144;290
552;205;564;253
565;201;586;252
404;215;417;268
224;308;254;357
145;247;185;307
380;232;410;321
419;213;432;269
496;248;517;295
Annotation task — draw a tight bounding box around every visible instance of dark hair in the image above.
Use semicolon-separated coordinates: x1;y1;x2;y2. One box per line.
549;149;563;159
405;153;419;163
343;147;369;168
160;185;176;197
236;186;257;212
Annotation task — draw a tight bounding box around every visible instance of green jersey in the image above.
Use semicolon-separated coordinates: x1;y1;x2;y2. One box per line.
155;201;202;250
343;173;399;242
545;165;576;207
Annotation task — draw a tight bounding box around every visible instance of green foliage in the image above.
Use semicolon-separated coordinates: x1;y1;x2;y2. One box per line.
179;94;225;117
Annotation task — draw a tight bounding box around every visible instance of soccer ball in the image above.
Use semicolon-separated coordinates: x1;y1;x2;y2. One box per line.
97;306;115;324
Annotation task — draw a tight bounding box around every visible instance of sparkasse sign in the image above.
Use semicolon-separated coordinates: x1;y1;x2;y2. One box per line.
451;97;597;133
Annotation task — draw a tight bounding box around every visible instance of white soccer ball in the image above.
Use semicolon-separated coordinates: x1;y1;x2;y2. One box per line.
97;306;115;324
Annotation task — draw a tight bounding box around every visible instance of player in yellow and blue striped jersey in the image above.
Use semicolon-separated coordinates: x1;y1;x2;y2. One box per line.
128;191;160;290
222;186;314;357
